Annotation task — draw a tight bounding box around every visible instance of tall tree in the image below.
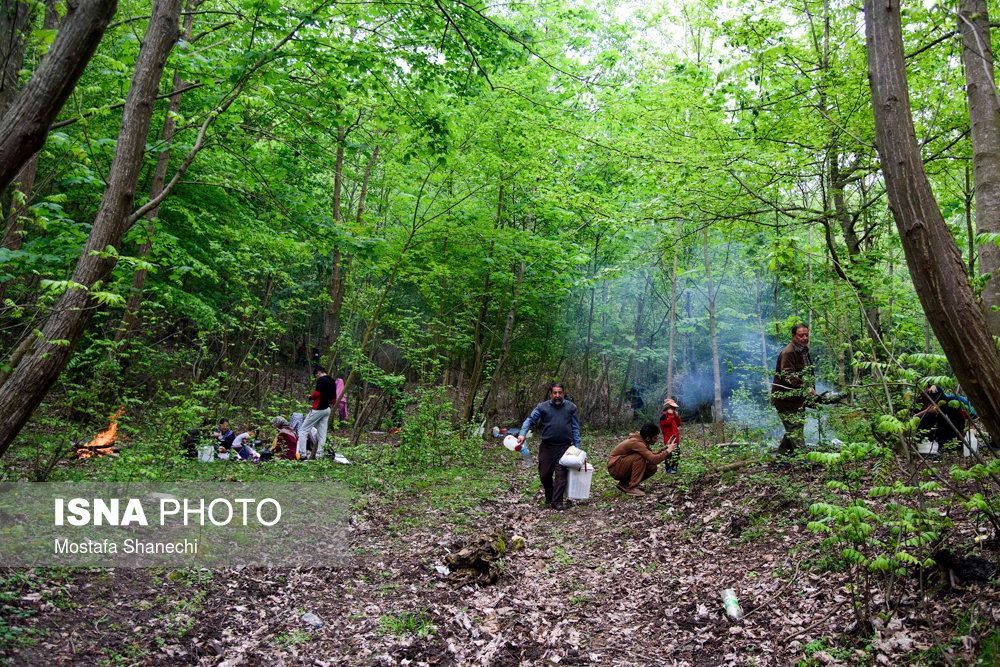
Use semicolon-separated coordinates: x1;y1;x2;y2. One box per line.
864;0;1000;439
0;0;118;192
959;0;1000;336
703;227;723;436
0;0;32;116
0;0;59;306
0;0;183;454
112;0;203;349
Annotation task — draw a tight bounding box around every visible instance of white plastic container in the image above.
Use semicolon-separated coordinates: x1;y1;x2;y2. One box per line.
964;430;979;457
559;446;587;469
567;461;594;500
197;446;215;462
916;440;938;455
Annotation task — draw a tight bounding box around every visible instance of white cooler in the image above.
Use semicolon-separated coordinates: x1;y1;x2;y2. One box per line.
567;461;594;500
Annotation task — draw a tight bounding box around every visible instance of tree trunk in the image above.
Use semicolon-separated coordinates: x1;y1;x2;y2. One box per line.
581;234;600;390
0;160;37;306
617;270;651;419
704;228;724;436
112;3;202;349
754;268;767;373
0;0;59;306
965;165;976;277
0;0;183;454
328;143;378;368
482;260;525;423
865;0;1000;440
666;251;679;399
0;0;118;193
829;156;884;346
960;0;1000;335
461;275;491;423
323;126;346;350
0;0;32;117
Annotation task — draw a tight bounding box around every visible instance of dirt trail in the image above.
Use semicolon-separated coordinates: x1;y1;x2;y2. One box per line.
3;439;996;665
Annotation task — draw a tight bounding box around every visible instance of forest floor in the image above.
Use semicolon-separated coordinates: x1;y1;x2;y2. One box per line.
1;426;999;666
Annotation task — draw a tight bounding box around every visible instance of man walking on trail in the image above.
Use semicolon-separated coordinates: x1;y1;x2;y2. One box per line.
607;422;675;496
770;323;816;455
299;366;335;459
517;382;581;511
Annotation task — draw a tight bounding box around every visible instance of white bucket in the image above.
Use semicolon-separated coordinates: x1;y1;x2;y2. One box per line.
964;430;979;457
567;461;594;500
197;445;215;462
916;440;938;455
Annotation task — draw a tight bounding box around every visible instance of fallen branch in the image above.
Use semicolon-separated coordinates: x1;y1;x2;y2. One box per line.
714;460;748;473
781;602;845;642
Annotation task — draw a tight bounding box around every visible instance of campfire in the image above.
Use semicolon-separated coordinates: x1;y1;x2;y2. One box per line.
73;408;124;459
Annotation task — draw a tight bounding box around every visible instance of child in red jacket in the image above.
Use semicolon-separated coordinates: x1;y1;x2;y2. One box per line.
659;399;682;473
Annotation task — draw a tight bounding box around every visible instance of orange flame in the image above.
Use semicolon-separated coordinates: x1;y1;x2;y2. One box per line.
86;408;124;449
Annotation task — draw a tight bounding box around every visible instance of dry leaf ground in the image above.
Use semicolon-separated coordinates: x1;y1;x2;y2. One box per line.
2;427;998;666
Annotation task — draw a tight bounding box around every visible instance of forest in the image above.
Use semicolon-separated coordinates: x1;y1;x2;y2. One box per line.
1;0;1000;663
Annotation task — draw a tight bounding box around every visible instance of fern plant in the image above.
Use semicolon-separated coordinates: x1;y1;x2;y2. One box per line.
806;442;949;632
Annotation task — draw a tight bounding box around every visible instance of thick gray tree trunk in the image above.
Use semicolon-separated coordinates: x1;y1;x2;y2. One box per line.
0;0;118;193
865;0;1000;440
0;0;183;454
959;0;1000;336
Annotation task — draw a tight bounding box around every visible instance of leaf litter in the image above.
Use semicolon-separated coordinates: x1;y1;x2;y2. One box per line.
1;429;997;665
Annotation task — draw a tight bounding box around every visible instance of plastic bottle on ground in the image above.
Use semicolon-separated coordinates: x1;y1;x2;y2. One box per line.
302;612;324;627
721;589;743;619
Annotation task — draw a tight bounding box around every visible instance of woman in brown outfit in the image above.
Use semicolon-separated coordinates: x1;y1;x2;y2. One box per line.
607;423;676;497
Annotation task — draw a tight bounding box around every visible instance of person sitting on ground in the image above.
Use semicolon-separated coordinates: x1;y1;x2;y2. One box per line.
915;385;967;452
180;419;213;459
270;416;300;460
289;412;318;455
659;399;682;473
213;418;236;455
607;423;676;497
231;426;259;460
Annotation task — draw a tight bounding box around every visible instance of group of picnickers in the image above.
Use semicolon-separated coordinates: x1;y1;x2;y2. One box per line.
515;320;989;513
188;366;350;462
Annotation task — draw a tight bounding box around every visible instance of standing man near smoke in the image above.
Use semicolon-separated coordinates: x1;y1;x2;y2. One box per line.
770;323;816;455
517;382;581;511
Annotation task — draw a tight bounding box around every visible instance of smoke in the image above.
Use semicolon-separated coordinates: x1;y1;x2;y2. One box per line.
621;245;840;439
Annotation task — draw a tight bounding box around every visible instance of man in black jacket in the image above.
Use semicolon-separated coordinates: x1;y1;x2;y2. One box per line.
517;382;581;511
